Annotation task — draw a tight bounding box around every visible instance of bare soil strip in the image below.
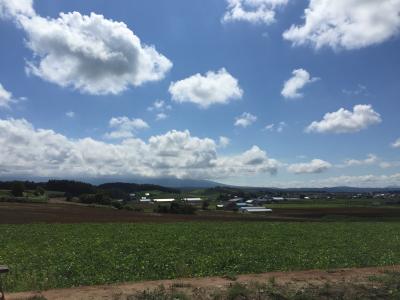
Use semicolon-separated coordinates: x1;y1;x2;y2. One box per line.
6;265;400;300
1;202;400;224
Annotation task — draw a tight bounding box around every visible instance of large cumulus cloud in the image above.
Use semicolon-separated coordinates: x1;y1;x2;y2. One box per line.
0;118;279;179
306;105;382;134
169;68;243;109
0;1;172;95
283;0;400;50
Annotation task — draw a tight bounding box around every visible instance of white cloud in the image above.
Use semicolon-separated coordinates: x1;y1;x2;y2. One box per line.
264;124;274;131
380;161;400;169
310;173;400;188
148;100;168;111
214;146;279;176
392;138;400;148
342;84;368;96
306;104;381;134
287;159;332;174
281;69;318;99
169;68;243;108
218;136;230;148
156;113;168;121
283;0;400;50
344;154;378;167
148;100;171;121
0;83;16;108
222;0;288;25
0;118;279;179
1;1;172;95
337;154;400;169
235;112;257;128
65;111;75;118
276;122;286;132
0;0;35;19
264;121;286;132
271;173;400;188
104;117;149;139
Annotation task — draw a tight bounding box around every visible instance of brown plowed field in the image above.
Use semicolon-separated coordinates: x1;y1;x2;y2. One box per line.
1;202;400;224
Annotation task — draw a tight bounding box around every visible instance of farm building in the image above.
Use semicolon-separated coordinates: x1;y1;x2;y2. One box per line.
228;197;245;203
216;204;224;209
239;207;272;213
272;197;285;202
241;197;271;205
153;198;175;203
139;198;151;203
223;201;247;210
245;199;257;205
183;197;202;203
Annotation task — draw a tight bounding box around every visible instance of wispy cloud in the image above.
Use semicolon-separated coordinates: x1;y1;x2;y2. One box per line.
235;112;257;128
104;117;149;139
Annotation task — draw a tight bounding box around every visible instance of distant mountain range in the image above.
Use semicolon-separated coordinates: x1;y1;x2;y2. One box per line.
267;186;400;193
89;177;400;192
1;175;400;192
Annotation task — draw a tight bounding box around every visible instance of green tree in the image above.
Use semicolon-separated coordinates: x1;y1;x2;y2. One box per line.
35;186;46;196
202;200;210;210
11;182;25;197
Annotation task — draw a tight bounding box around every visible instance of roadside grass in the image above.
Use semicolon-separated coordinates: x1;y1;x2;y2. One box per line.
124;272;400;299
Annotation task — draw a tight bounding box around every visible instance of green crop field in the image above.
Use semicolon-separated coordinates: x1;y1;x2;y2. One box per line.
1;222;400;292
265;198;400;209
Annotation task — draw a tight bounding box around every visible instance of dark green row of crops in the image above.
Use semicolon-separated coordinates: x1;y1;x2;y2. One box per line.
1;222;400;292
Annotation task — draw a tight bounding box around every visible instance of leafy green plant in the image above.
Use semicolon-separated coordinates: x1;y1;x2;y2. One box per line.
2;222;400;292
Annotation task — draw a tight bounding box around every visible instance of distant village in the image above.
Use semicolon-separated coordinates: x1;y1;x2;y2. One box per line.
126;190;400;213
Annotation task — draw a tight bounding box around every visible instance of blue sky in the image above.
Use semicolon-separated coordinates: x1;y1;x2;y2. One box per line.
0;0;400;187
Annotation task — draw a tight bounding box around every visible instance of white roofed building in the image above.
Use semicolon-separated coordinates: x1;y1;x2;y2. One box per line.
153;198;175;203
183;197;202;202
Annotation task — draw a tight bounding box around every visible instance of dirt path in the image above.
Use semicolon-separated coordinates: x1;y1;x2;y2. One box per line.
7;265;400;300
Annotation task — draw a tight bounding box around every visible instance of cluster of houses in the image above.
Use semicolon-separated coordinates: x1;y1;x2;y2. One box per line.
128;193;274;213
216;196;273;213
129;193;203;205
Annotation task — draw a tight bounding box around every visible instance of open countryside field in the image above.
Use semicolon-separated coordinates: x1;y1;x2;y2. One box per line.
2;202;400;224
1;221;400;293
1;184;400;297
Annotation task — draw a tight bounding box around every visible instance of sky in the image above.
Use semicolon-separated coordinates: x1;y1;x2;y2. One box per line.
0;0;400;188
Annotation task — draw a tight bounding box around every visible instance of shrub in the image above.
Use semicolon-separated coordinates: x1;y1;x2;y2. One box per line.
11;182;25;197
35;186;46;196
202;200;210;210
79;192;112;206
153;202;197;214
170;201;197;214
226;282;250;300
111;201;123;209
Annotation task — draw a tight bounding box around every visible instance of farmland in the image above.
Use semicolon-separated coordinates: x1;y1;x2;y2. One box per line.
1;221;400;292
2;202;400;224
1;181;400;296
